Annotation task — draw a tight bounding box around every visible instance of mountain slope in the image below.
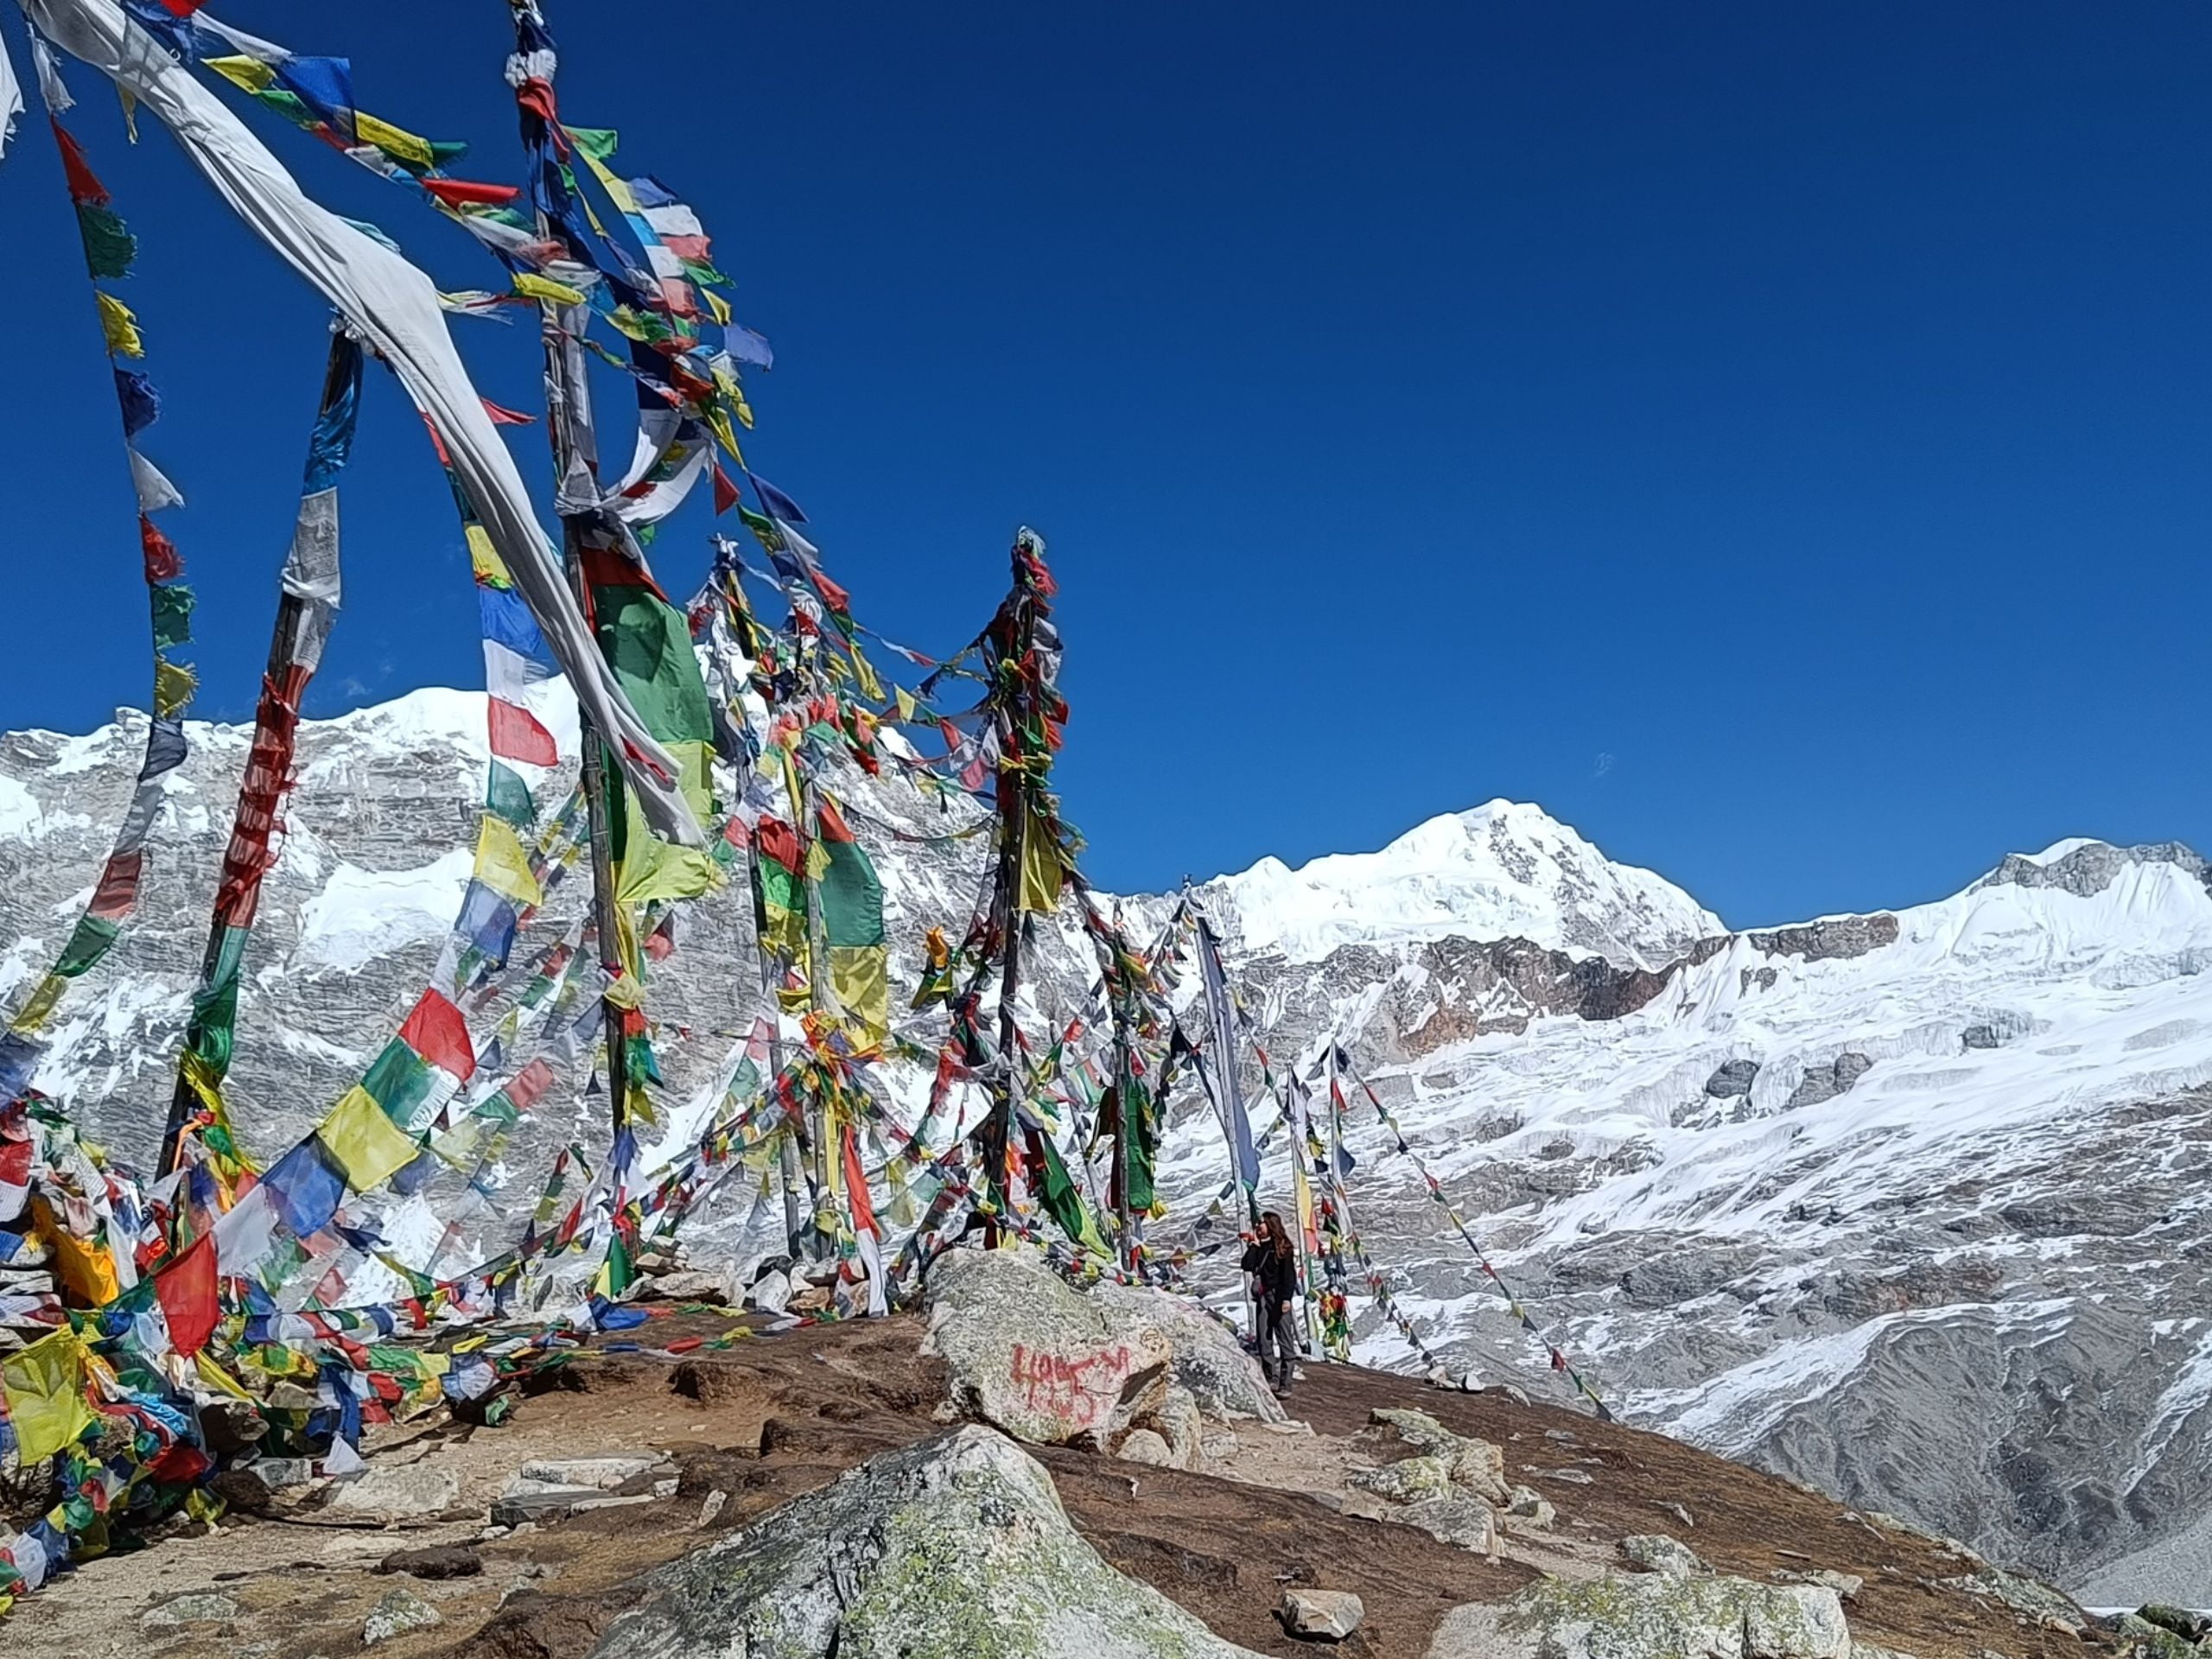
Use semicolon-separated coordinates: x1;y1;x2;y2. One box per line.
1;691;2206;1602
1160;837;2212;1605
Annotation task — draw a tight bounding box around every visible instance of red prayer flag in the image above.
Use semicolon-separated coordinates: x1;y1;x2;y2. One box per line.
756;817;804;874
140;517;181;582
89;849;144;920
398;988;475;1082
487;697;559;766
842;1123;878;1240
422;179;523;210
505;1058;557;1114
51;124;109;207
480;397;537;427
711;461;740;516
155;1234;219;1357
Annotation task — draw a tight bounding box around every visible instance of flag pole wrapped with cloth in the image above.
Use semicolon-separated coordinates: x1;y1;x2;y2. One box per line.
17;0;703;847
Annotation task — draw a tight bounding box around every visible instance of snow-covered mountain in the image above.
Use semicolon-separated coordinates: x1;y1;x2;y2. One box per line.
1197;798;1720;969
3;690;2208;1604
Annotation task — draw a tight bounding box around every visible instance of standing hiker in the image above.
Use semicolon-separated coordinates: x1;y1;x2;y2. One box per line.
1240;1211;1301;1397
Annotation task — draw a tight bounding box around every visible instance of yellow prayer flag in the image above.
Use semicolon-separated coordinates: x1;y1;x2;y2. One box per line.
473;817;543;907
829;944;890;1048
97;291;144;359
614;839;719;908
894;687;918;723
465;522;510;588
676;737;714;823
576;146;640;215
154;657;197;718
354;112;435;169
849;645;885;705
703;402;744;462
0;1329;92;1465
613;750;718;907
1018;807;1065;914
202;54;275;92
11;974;67;1032
512;271;588;308
702;288;732;327
317;1085;423;1192
41;1214;121;1304
194;1353;254;1402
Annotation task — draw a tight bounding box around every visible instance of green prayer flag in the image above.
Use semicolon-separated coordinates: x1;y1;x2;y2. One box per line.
1033;1135;1103;1255
186;926;251;1077
603;1229;634;1296
485;760;537;830
817;838;885;950
74;203;137;281
362;1039;436;1125
753;856;808;962
591;583;714;749
54;913;122;979
565;126;620;162
149;582;196;651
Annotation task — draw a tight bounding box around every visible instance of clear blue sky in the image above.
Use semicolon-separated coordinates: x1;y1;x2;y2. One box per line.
2;2;2207;928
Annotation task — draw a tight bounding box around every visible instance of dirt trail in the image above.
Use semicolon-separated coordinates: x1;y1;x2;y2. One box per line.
0;1313;2089;1659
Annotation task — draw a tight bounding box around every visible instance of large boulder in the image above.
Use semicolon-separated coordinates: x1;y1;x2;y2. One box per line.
1427;1573;1851;1659
1090;1280;1287;1423
588;1426;1265;1658
924;1248;1281;1445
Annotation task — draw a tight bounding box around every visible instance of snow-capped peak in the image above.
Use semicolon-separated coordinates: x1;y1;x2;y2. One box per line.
1198;798;1722;969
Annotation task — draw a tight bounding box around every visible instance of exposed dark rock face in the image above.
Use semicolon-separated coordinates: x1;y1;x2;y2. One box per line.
1979;841;2212;899
1783;1052;1872;1111
1745;914;1901;962
1704;1060;1759;1099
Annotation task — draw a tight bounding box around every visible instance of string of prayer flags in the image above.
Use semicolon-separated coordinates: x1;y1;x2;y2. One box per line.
350;989;477;1135
1336;1050;1611;1419
1;67;195;1078
175;331;363;1106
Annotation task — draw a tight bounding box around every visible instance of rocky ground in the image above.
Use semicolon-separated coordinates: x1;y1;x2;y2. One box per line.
1;1252;2180;1659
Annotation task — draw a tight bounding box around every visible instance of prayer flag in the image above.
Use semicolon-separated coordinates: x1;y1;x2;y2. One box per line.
316;1085;423;1192
154;1234;218;1357
0;1329;91;1464
487;697;558;766
397;988;474;1084
259;1137;346;1236
473;816;544;907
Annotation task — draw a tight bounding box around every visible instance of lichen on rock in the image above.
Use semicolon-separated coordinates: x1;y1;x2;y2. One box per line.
588;1426;1266;1659
1426;1571;1851;1659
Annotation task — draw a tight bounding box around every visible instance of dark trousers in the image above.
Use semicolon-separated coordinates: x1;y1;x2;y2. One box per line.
1262;1302;1299;1390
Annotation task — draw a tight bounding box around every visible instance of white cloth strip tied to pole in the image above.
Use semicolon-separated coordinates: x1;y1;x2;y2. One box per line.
19;0;704;848
1193;913;1261;1194
0;16;22;160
